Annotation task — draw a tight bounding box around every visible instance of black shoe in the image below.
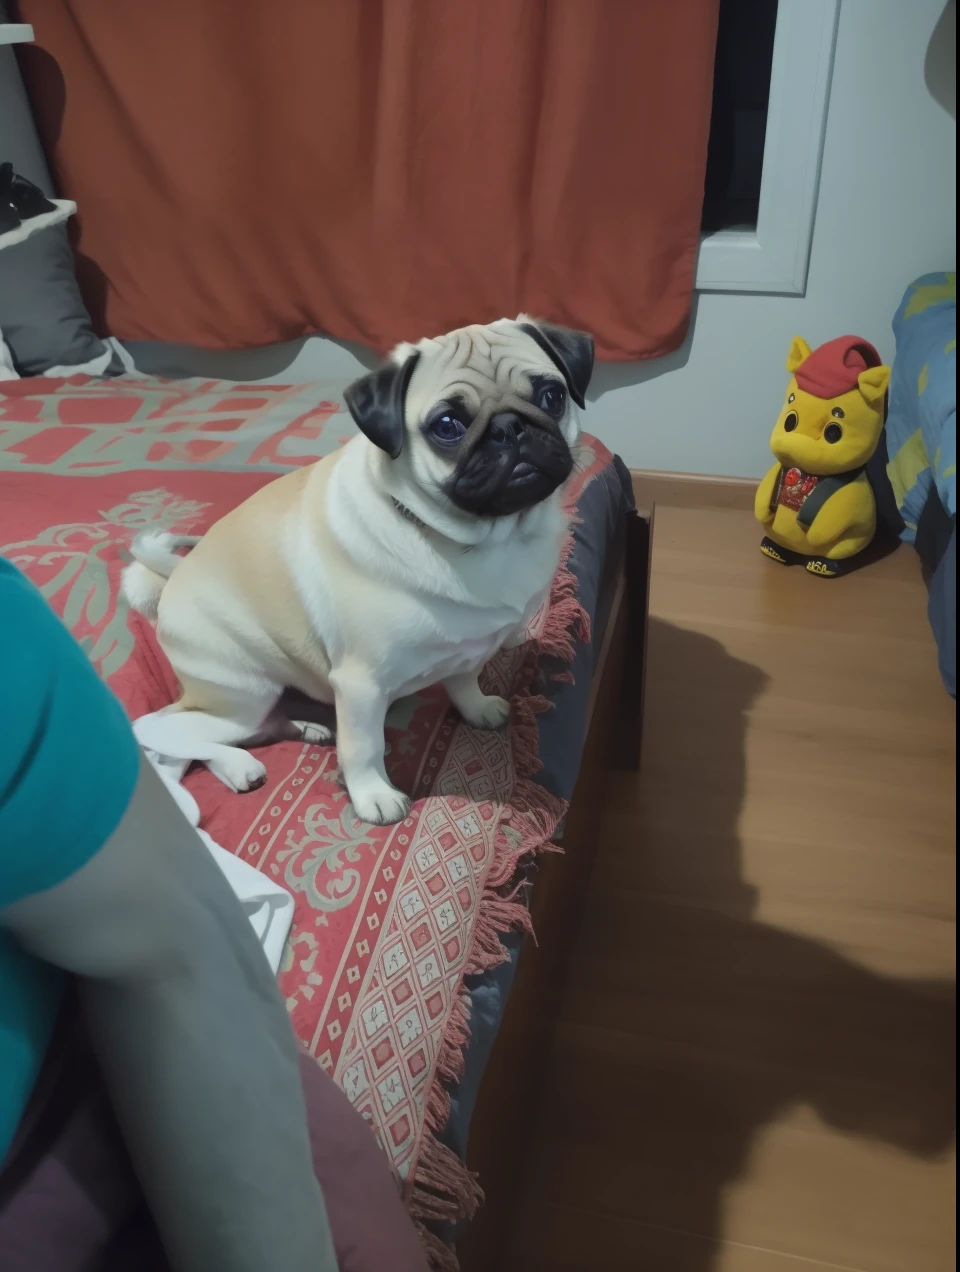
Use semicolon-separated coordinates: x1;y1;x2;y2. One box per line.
2;160;57;220
0;161;73;250
804;556;843;578
0;163;21;235
759;536;809;566
0;201;19;235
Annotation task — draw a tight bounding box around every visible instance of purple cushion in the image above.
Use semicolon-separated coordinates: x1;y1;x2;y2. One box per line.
0;1042;427;1272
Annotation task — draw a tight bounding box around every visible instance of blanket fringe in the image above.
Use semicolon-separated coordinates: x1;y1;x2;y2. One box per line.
407;533;588;1269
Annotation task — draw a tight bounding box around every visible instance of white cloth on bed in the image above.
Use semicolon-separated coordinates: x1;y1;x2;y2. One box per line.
145;750;294;975
44;335;138;378
0;332;138;381
0;329;17;380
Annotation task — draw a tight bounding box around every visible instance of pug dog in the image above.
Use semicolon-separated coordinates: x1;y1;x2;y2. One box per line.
122;316;593;825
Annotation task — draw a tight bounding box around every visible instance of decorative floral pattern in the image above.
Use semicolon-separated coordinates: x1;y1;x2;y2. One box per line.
1;489;208;678
279;797;381;913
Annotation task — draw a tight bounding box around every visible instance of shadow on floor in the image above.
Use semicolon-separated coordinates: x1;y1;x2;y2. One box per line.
506;619;956;1270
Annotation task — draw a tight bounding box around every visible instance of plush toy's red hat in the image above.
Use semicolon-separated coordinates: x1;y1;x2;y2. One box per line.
794;335;882;399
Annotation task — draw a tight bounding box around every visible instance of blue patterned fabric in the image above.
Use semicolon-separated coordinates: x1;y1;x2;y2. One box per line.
884;273;956;696
885;273;956;540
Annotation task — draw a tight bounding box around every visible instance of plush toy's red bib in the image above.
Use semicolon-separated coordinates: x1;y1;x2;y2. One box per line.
777;466;820;512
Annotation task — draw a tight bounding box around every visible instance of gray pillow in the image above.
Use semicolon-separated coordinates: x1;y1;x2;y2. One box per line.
0;22;109;375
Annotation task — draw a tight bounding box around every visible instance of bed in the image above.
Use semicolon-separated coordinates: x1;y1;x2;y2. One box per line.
872;271;956;698
0;370;643;1269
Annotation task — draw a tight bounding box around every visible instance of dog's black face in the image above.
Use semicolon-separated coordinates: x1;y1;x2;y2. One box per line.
343;318;593;520
431;374;575;516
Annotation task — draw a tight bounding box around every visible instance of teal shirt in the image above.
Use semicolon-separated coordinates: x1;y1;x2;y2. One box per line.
0;557;139;1158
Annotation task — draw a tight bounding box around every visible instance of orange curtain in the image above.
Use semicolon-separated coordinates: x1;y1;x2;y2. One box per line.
17;0;719;360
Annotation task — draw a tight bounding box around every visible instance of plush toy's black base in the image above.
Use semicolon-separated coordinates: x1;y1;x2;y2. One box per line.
759;537;847;577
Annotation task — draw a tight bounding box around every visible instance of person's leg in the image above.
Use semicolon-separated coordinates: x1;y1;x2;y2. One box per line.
296;1054;429;1272
0;998;167;1272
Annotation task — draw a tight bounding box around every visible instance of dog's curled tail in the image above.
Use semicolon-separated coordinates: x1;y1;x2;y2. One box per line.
121;531;200;620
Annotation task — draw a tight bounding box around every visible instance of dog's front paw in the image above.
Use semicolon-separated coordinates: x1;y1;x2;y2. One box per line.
349;779;412;826
209;750;268;794
461;693;511;731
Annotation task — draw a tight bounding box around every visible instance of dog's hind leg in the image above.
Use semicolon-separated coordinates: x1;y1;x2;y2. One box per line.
134;683;280;794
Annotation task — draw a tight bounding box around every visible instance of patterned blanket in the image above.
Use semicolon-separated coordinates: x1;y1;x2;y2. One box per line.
885;272;956;536
0;373;610;1267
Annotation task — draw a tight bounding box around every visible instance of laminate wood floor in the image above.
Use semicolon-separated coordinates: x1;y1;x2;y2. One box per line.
501;506;956;1272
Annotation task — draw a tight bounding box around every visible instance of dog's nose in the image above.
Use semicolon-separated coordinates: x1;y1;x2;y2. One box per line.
487;412;524;446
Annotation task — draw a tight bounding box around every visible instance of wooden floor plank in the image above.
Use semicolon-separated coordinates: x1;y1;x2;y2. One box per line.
502;508;955;1272
506;1201;869;1272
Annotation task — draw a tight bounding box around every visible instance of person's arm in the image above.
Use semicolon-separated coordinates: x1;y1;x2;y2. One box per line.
3;754;338;1272
0;562;337;1272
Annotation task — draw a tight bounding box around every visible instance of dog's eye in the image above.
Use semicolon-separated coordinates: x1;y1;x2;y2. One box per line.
537;384;566;416
788;392;796;404
430;414;467;444
824;423;843;443
831;407;845;419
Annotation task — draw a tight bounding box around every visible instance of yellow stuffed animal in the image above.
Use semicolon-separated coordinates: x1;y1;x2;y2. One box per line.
756;335;891;577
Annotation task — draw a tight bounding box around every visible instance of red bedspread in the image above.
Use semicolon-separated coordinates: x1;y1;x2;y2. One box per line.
1;373;610;1266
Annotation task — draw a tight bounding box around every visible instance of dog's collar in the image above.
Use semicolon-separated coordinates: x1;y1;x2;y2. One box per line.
391;497;427;531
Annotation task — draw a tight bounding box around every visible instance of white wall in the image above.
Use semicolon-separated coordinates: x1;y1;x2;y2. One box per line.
586;0;956;478
129;0;956;479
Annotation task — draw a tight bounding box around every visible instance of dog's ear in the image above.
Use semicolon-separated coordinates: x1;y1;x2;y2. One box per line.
343;351;421;459
518;319;594;408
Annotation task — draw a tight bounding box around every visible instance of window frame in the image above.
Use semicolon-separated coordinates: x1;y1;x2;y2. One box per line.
695;0;841;295
0;24;35;45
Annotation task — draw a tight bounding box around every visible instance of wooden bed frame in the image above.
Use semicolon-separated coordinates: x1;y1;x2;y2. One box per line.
458;508;652;1270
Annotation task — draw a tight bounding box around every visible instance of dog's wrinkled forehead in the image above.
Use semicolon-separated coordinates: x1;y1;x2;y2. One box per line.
342;315;593;460
402;321;555;420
